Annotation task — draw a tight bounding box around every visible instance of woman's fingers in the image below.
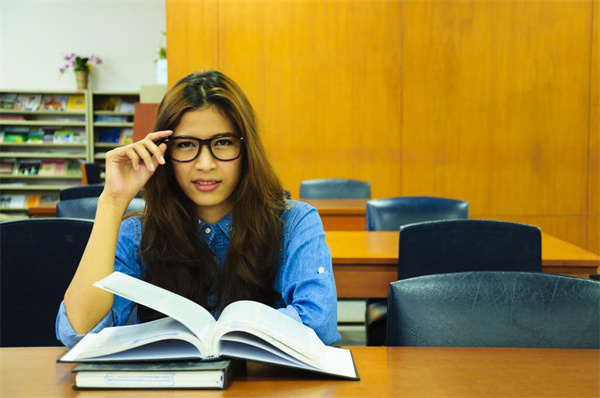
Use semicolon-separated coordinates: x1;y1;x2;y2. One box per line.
121;130;172;171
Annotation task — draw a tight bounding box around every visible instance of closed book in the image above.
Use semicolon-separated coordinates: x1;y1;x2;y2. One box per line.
72;359;234;390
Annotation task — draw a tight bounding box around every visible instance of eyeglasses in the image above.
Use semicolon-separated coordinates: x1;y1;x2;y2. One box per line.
162;134;244;162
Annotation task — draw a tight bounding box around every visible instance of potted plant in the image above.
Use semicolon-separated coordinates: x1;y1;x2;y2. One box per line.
59;53;103;89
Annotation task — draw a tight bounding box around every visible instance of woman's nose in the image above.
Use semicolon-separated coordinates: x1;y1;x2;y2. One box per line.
194;145;217;170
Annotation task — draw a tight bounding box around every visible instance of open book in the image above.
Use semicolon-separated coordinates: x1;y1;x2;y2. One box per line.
59;272;359;380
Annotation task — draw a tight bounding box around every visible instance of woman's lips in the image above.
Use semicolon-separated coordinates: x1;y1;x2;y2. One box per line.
192;179;220;192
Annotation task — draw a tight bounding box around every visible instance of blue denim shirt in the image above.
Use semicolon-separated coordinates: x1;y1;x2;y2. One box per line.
56;200;341;347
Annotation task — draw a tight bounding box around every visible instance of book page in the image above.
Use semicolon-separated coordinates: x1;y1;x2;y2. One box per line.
211;300;326;369
60;317;203;362
93;272;216;357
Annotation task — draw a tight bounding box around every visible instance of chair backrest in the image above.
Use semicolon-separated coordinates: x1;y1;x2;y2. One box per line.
59;184;104;201
80;162;102;185
387;271;600;348
398;219;542;280
366;196;469;231
56;197;146;220
299;178;371;199
0;218;94;346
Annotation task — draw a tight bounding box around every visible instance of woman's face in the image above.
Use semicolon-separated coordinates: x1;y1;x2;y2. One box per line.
170;106;242;224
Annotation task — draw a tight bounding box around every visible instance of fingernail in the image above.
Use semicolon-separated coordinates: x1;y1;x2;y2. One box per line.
159;156;165;164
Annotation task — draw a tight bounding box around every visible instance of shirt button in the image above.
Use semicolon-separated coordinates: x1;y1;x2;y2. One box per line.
318;267;325;274
205;228;211;234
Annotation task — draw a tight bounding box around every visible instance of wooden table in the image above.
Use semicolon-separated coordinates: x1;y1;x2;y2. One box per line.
1;346;597;397
28;200;58;218
327;231;600;298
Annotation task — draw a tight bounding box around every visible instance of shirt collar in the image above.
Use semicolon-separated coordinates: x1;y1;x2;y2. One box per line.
198;212;233;239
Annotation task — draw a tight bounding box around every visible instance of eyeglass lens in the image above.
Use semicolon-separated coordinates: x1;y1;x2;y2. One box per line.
168;135;242;162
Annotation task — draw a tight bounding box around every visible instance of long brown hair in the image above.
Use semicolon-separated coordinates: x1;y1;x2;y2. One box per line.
139;71;285;320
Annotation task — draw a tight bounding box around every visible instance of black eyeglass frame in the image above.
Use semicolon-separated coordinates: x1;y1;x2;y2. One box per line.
159;134;244;162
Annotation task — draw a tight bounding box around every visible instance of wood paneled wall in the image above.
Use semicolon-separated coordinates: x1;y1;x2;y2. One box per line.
166;0;599;253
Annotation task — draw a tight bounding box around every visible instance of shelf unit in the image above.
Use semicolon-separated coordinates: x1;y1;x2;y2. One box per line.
0;89;140;215
0;89;90;213
90;91;139;165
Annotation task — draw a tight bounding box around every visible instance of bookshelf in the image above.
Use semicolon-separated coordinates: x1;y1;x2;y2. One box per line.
0;89;140;215
0;90;89;213
90;91;138;165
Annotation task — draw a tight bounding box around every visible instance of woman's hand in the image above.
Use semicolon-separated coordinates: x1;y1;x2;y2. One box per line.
102;130;173;202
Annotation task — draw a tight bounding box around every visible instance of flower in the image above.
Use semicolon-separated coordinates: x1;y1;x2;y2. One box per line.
59;53;102;74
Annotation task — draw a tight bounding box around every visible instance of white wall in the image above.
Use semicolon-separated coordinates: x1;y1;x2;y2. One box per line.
0;0;166;92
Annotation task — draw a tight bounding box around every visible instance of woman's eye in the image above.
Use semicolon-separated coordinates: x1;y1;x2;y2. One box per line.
176;140;196;149
214;138;233;147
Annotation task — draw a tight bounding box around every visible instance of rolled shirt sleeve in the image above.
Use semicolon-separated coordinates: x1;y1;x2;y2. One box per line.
55;217;143;348
275;201;341;345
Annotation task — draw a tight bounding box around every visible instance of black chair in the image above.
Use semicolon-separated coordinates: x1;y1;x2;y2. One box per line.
59;184;104;201
387;271;600;348
367;219;542;346
56;197;146;220
365;196;469;346
366;196;469;231
80;162;102;185
299;178;371;199
397;219;542;280
0;218;94;346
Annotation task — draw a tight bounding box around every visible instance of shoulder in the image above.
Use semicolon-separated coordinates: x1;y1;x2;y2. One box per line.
281;200;317;221
280;200;323;233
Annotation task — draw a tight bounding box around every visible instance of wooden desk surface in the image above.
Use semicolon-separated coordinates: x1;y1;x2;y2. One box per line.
1;346;597;397
327;231;600;298
28;200;58;218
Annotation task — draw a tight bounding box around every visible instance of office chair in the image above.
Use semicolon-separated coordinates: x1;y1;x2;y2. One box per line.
56;197;146;220
365;196;469;346
387;271;600;348
0;218;94;346
299;178;371;199
366;196;469;231
59;184;105;201
368;219;542;346
80;162;102;185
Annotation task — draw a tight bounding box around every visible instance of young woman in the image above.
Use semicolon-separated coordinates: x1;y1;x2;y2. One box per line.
56;70;340;347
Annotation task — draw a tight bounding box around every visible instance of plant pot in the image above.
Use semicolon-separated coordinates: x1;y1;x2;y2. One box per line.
75;71;89;89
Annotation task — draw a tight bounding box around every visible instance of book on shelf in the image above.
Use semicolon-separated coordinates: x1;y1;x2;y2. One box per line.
65;160;82;176
0;194;26;208
117;98;136;113
98;128;121;143
14;94;42;111
0;158;17;175
0;113;26;121
53;129;75;144
16;158;41;175
38;159;65;176
59;272;359;380
26;194;41;207
27;130;44;143
94;96;119;112
42;95;68;111
0;93;17;109
72;359;236;390
66;95;86;111
2;129;29;143
119;128;133;145
96;115;129;123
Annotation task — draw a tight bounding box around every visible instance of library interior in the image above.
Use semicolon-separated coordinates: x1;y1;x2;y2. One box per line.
0;1;598;396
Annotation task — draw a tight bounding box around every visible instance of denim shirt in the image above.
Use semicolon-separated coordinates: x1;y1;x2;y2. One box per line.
56;200;341;347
